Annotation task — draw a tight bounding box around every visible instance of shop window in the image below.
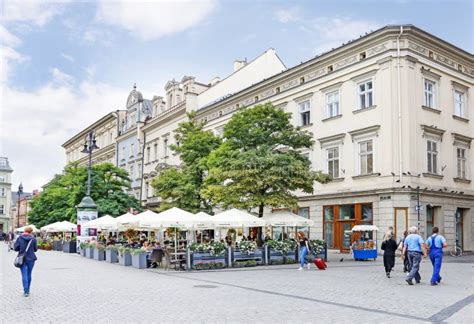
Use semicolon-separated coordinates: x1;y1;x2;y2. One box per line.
339;205;355;220
298;207;310;239
323;206;334;248
361;204;373;222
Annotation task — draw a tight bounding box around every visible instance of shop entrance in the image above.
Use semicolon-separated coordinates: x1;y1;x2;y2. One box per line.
336;221;356;252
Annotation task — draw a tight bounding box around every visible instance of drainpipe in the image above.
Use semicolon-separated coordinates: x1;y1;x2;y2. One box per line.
397;26;404;183
113;110;120;167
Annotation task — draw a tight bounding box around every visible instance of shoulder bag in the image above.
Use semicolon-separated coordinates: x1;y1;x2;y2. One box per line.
14;239;33;268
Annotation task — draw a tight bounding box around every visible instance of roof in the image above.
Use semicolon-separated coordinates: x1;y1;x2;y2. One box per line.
11;192;33;205
0;157;13;172
197;25;473;113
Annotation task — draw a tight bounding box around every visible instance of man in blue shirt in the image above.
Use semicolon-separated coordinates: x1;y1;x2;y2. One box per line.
426;227;447;286
402;226;427;285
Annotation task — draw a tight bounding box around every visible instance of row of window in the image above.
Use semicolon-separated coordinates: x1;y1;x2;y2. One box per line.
298;79;374;126
313;138;469;180
423;77;468;118
0;188;6;197
0;205;4;214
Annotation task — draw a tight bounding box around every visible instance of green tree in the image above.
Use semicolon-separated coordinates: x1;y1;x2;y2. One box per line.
151;112;221;213
201;103;330;218
28;163;141;227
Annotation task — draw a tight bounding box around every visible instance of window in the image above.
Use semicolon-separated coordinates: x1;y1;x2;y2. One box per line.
0;159;6;166
298;207;310;239
359;52;366;60
359;140;373;175
137;163;142;179
130;165;134;179
298;100;311;126
254;96;259;102
0;205;4;214
457;147;467;179
323;206;334;248
339;205;355;220
327;65;333;73
326;91;340;118
154;143;158;161
144;182;148;198
146;147;151;163
121;147;126;160
424;80;435;108
130;143;134;157
0;188;5;196
0;176;5;182
454;90;465;118
163;138;169;157
427;140;438;174
300;77;305;84
358;80;373;109
327;147;339;179
276;87;280;94
426;206;434;237
361;204;373;222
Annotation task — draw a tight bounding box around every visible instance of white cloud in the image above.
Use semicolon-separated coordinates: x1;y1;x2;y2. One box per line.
274;7;300;23
96;0;217;41
60;52;74;63
303;17;382;54
51;67;75;85
2;0;66;26
1;80;129;190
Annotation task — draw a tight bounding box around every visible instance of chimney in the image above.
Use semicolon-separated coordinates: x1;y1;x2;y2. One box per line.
209;77;221;86
233;59;247;72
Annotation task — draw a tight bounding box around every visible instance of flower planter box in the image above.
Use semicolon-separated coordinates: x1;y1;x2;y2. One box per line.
191;252;226;270
86;247;95;259
267;248;285;265
118;252;132;266
94;249;106;261
284;251;297;264
233;259;258;268
106;249;118;263
80;248;86;257
52;241;63;251
62;241;77;253
131;253;147;269
233;248;264;265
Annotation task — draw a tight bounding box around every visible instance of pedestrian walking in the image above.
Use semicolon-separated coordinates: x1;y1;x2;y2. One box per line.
398;230;410;272
13;226;38;297
402;226;427;285
381;233;398;278
426;227;447;286
297;232;311;270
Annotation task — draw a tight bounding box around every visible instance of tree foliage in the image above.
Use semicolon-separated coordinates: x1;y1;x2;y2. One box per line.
28;163;141;227
201;103;330;217
151;112;221;213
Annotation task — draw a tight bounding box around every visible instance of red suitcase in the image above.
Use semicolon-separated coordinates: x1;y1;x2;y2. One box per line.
314;258;327;270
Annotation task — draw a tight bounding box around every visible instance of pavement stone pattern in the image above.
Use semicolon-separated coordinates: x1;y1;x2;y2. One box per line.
1;244;473;323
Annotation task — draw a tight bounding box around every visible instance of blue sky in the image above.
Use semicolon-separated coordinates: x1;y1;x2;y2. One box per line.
1;0;473;191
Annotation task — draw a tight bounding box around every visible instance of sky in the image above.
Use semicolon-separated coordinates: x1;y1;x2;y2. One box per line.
0;0;473;192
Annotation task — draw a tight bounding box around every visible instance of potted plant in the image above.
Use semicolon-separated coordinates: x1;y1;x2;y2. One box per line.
105;245;119;263
118;246;132;266
309;239;327;261
63;239;77;253
79;242;88;257
86;243;95;259
131;248;147;269
94;244;106;261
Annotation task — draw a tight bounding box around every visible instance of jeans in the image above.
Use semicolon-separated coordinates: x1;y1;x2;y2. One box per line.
407;251;422;282
299;247;308;267
429;251;443;283
20;260;35;293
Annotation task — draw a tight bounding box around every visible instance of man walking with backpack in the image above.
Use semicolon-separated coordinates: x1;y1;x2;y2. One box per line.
426;227;447;286
402;226;427;285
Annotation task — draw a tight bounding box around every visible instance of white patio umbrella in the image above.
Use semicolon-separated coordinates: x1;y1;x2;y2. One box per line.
55;221;77;232
83;215;118;231
139;208;199;229
15;224;40;233
211;208;266;228
116;212;140;229
262;211;314;227
40;221;62;232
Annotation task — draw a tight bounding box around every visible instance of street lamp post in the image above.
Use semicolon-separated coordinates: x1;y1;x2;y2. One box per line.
81;131;99;196
17;182;23;228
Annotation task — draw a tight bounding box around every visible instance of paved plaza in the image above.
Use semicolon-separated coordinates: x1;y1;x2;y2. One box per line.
1;245;473;323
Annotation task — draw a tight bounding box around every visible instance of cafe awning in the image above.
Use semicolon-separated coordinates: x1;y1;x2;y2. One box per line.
83;215;118;231
211;209;266;228
139;207;214;230
262;210;314;227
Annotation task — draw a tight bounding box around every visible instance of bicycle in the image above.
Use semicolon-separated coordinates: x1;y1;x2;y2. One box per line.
449;239;462;257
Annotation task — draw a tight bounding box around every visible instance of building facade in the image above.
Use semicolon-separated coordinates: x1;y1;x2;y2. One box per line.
195;25;473;251
0;157;13;233
10;190;37;229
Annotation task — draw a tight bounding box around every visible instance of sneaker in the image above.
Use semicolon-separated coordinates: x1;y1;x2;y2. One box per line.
23;293;29;297
297;267;303;271
438;276;442;283
386;272;391;278
406;279;413;286
416;280;421;284
307;263;311;270
431;282;438;286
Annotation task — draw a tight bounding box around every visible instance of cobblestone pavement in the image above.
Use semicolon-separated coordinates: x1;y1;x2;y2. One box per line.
1;245;472;323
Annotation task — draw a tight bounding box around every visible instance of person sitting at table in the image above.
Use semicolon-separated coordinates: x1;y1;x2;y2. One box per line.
248;231;256;242
225;234;233;246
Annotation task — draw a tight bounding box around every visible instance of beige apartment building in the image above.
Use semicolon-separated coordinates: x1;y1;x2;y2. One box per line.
194;25;473;251
0;157;13;233
63;111;126;167
62;25;473;252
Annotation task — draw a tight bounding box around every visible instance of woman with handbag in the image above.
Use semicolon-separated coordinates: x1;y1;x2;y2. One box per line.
13;226;37;297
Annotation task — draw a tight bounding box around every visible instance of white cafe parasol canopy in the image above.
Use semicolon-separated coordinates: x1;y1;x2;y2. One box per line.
15;224;40;233
115;212;140;228
83;215;118;231
211;208;266;228
139;207;214;230
262;210;314;227
351;225;379;232
40;221;76;233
